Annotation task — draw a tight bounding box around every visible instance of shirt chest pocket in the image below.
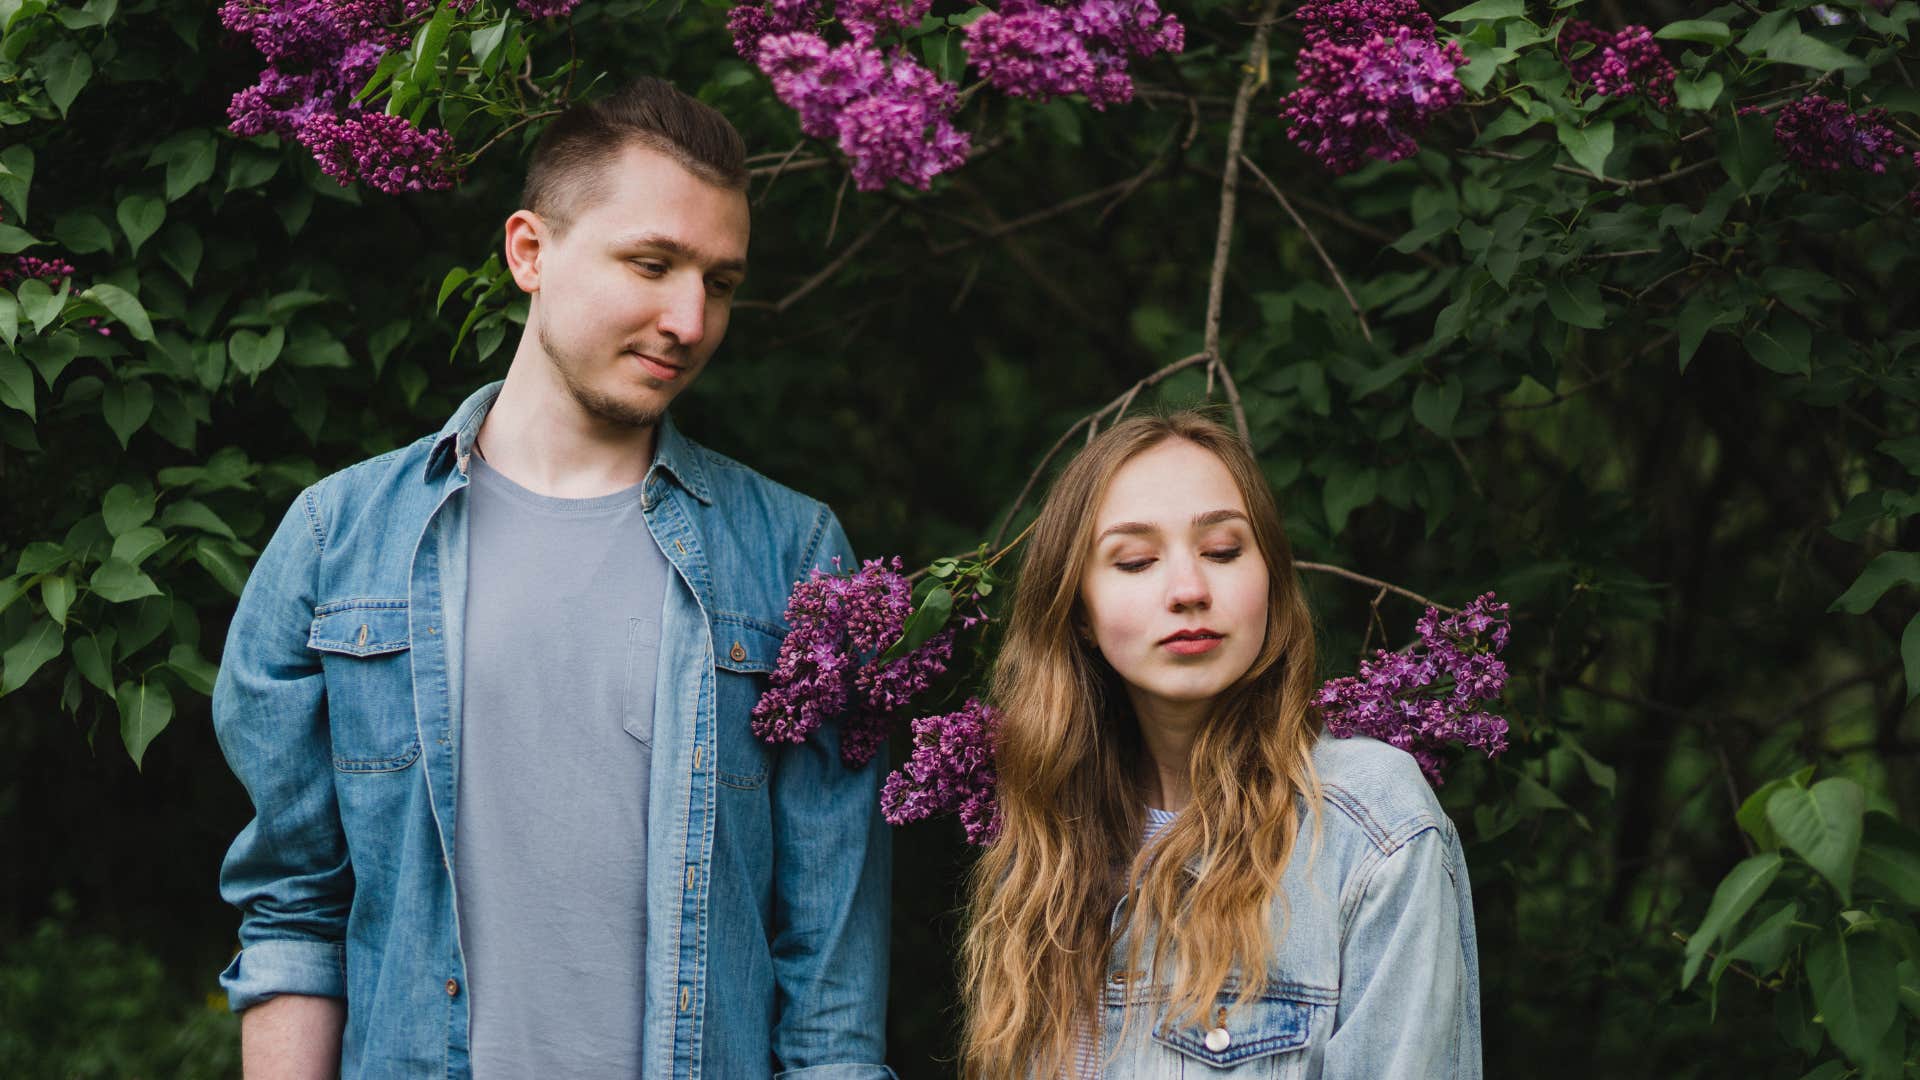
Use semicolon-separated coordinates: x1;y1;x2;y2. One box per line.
1110;985;1329;1078
711;616;784;790
309;600;420;773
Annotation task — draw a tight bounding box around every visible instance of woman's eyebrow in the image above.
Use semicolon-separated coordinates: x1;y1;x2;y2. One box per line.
1095;508;1247;542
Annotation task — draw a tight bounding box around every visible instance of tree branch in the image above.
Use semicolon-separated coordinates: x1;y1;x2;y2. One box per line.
1240;153;1373;344
734;206;900;314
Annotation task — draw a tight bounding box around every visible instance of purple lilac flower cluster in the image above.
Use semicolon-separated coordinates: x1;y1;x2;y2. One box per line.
1280;0;1465;175
962;0;1185;110
1770;94;1901;174
1316;592;1512;786
219;0;539;194
751;557;959;767
745;29;970;190
1559;21;1674;108
0;255;77;288
879;697;1002;845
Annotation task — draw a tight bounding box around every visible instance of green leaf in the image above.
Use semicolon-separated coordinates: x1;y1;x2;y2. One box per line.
42;47;93;116
1657;19;1732;46
1716;111;1775;193
1556;117;1615;180
471;14;509;67
1547;277;1606;330
18;278;66;333
1412;376;1463;437
82;283;153;342
228;326;285;379
436;266;470;313
1392;208;1459;254
1674;71;1724;111
882;586;954;662
1323;464;1378;535
1559;734;1616;795
71;633;113;694
110;526;166;567
0;223;40;254
115;194;165;256
1904;612;1920;705
1;618;63;694
1808;927;1899;1068
100;379;154;449
1674;291;1742;371
409;1;455;93
156;498;236;540
1830;551;1920;615
1713;901;1798;984
166;643;217;696
1767;778;1866;902
1745;313;1812;375
102;484;155;536
88;558;162;604
52;210;113;254
39;573;74;626
1859;814;1920;906
17;541;67;576
193;539;250;596
0;351;33;420
1439;0;1524;21
116;677;173;768
0;293;16;348
156;224;202;285
1765;28;1865;73
0;144;32;221
1682;851;1782;988
150;129;216;202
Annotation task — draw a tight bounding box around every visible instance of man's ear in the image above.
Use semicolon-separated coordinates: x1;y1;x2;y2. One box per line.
504;209;547;293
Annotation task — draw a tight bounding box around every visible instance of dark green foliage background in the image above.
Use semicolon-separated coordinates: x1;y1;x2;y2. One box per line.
2;0;1918;1074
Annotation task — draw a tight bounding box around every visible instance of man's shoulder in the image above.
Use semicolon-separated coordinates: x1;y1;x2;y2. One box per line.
299;434;441;522
683;435;836;528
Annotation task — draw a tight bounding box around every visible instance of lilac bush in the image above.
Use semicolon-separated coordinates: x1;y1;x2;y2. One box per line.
751;557;958;766
964;0;1184;110
879;697;1002;845
1560;21;1675;107
1316;592;1512;785
1770;94;1901;175
1280;0;1465;175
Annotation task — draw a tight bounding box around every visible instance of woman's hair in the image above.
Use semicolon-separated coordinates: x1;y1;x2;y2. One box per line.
960;409;1322;1079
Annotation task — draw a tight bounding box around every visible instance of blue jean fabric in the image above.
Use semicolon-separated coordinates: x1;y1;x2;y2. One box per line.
213;380;893;1080
1092;735;1482;1078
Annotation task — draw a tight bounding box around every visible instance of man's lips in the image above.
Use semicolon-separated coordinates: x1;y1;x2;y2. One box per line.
626;349;686;379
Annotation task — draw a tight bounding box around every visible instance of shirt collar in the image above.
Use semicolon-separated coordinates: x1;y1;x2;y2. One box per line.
426;379;712;505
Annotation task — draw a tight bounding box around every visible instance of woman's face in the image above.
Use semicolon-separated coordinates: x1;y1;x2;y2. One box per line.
1078;438;1270;723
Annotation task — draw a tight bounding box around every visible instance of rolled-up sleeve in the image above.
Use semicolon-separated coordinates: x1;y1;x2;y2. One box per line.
1324;820;1482;1079
213;486;353;1012
768;507;895;1080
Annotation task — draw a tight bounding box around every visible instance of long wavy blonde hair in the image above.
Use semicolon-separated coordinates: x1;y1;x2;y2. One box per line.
960;410;1323;1079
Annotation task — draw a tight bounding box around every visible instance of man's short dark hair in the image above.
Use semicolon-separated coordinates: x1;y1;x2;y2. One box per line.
521;77;749;230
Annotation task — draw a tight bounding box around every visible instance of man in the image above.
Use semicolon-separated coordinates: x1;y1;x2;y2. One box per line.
213;78;892;1079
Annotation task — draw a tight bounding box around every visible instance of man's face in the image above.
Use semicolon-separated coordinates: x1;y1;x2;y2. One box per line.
513;142;750;428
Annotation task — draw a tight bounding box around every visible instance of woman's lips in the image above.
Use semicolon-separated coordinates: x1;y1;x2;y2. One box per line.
1161;633;1224;656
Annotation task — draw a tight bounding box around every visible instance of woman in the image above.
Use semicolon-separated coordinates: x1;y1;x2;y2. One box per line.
961;411;1481;1079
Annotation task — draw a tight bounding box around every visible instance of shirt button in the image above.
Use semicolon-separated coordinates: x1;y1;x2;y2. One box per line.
1205;1026;1230;1052
729;641;747;663
445;978;460;998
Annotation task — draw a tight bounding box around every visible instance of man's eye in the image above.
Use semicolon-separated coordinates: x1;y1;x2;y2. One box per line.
707;278;737;297
631;259;667;275
1116;558;1155;573
1204;547;1243;562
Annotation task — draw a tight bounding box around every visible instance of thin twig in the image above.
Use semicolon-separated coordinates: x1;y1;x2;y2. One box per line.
1204;0;1282;364
464;109;565;164
1241;153;1373;344
928;177;1140;257
824;172;852;248
1211;356;1252;445
1293;562;1456;613
990;352;1213;548
735;206;901;314
753;141;808;206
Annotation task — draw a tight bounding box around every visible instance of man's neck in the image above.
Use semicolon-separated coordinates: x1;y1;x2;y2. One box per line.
473;360;659;499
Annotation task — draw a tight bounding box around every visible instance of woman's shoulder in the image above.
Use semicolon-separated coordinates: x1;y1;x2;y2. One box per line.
1308;734;1454;858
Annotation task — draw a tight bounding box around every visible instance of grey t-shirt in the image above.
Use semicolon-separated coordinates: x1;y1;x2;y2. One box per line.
455;456;669;1078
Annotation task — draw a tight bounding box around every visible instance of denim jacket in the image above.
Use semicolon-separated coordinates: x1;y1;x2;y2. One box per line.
1093;735;1481;1078
213;381;892;1080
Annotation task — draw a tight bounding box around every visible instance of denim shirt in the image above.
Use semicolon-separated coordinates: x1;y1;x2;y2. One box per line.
213;381;893;1080
1093;735;1482;1078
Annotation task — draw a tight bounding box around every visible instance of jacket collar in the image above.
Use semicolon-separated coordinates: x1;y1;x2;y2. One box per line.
426;379;713;505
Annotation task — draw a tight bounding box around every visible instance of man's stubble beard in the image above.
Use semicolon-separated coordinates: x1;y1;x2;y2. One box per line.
538;319;668;430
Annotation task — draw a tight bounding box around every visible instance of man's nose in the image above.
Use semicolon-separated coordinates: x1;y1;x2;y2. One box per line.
656;278;707;348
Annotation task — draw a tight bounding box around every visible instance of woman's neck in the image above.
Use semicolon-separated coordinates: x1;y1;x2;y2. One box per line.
1130;693;1208;812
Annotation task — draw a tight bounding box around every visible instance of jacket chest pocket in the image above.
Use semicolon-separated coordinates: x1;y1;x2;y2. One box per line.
1108;987;1326;1078
711;616;784;790
309;600;419;773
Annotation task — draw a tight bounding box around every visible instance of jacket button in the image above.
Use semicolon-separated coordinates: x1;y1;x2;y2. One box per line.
729;642;747;663
1204;1026;1230;1052
446;978;460;997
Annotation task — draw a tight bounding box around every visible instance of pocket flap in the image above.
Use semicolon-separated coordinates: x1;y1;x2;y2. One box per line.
1152;995;1314;1066
310;601;411;657
713;616;783;674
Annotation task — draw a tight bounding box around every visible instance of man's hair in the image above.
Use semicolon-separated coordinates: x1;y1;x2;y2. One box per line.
521;77;749;229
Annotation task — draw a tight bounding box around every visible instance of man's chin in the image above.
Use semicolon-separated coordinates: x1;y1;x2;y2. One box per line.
566;380;673;430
